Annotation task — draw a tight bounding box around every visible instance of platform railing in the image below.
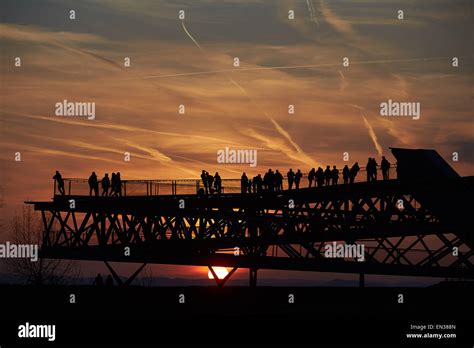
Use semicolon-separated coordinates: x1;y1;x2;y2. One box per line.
53;166;396;197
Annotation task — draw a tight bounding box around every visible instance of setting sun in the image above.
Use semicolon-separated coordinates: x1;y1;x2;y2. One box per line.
208;267;229;280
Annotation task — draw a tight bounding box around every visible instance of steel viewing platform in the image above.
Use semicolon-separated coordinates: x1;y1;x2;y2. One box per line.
27;148;474;286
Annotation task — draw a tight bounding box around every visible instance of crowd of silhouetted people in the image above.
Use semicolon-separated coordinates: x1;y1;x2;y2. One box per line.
199;156;391;194
200;170;222;194
53;170;124;196
53;156;392;196
93;273;114;287
89;172;123;196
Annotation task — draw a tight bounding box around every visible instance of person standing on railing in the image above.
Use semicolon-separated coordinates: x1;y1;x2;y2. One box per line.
342;165;350;184
252;175;257;193
331;166;339;185
349;162;360;184
275;170;283;191
381;156;391;180
270;169;276;191
116;172;123;196
372;158;378;181
255;174;263;193
267;169;275;191
366;158;373;182
308;168;315;187
53;171;65;195
287;169;295;190
110;173;117;196
93;273;103;286
201;170;209;194
324;166;331;186
316;167;324;187
214;172;222;194
263;169;270;191
295;169;302;189
207;173;214;194
101;173;110;196
88;172;99;196
241;172;249;193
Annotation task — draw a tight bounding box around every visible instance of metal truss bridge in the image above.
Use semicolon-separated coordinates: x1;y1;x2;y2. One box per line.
27;148;474;286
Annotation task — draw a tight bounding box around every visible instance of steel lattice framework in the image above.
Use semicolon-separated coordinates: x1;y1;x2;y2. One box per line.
29;175;474;285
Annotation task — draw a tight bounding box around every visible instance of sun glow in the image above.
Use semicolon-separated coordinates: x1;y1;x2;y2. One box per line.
208;267;229;280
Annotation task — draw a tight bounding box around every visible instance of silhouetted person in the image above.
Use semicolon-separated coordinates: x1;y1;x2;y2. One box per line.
101;173;110;196
53;171;65;195
88;172;99;196
381;156;390;180
207;174;214;194
201;170;209;194
247;178;252;193
264;170;270;191
287;169;295;190
316;167;324;187
255;174;263;193
308;168;315;187
275;170;283;191
116;172;122;196
349;162;360;184
214;172;222;194
93;273;103;286
105;275;114;287
324;166;332;186
295;169;302;189
264;169;275;192
241;172;248;193
263;169;270;191
110;173;117;196
270;169;276;191
371;158;378;181
342;165;350;184
252;175;257;193
331;166;339;185
366;158;373;182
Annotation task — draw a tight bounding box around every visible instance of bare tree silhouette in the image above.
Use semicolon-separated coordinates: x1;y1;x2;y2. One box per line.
7;206;80;285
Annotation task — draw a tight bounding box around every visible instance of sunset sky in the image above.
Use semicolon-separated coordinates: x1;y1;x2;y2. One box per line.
1;0;472;282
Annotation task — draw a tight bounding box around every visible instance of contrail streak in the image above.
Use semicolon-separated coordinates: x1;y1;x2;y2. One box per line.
179;19;315;167
306;0;319;25
231;77;315;166
350;104;410;149
338;69;347;92
362;115;383;156
137;56;451;80
267;116;316;166
229;78;248;95
348;104;384;155
181;21;204;52
309;0;319;23
228;76;315;166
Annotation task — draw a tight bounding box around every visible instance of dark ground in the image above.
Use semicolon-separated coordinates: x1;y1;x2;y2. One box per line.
0;283;473;346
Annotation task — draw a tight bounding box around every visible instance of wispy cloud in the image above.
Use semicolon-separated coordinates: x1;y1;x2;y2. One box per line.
179;20;316;169
319;0;354;35
0;23;103;44
9;111;244;146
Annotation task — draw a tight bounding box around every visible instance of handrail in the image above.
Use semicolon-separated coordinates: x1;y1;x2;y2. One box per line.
53;165;396;197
